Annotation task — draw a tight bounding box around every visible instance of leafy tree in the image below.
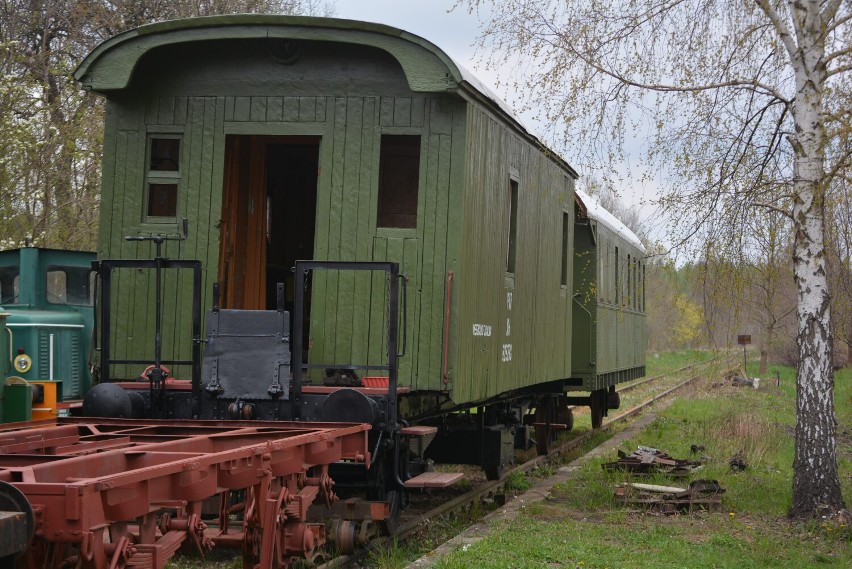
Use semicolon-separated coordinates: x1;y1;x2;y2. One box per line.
459;0;849;517
0;0;333;251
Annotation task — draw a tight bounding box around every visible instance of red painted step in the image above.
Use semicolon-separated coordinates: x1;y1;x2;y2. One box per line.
404;472;464;488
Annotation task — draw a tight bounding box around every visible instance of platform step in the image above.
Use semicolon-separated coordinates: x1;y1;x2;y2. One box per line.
401;425;438;437
404;472;464;489
530;422;569;430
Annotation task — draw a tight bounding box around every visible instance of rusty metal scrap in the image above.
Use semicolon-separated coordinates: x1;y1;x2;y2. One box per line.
0;418;374;569
614;479;725;513
601;446;703;477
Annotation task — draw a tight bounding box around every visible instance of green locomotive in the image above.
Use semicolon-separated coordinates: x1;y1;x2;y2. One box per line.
0;248;96;422
74;16;646;485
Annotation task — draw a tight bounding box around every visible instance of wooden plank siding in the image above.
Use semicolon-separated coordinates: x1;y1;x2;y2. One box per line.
451;106;574;404
90;27;606;411
98;88;462;391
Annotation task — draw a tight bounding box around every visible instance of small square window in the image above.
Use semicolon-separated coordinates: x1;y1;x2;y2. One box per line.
148;183;178;217
377;135;421;228
150;138;181;171
144;135;182;221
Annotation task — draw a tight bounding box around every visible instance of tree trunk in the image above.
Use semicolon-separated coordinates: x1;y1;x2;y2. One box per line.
788;0;845;518
759;319;775;375
758;349;768;375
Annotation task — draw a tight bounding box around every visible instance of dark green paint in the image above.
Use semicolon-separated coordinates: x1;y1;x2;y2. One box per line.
85;16;643;414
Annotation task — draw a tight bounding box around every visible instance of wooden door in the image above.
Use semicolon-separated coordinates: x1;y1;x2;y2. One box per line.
218;136;268;309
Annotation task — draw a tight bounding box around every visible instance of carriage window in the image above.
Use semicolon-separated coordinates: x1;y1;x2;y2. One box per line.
506;179;519;273
633;259;639;309
46;266;96;306
627;254;632;308
145;135;182;220
377;135;420;228
560;211;569;286
0;266;20;304
614;246;619;305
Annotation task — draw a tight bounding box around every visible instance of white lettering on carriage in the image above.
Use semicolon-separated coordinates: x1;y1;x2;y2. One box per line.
472;324;492;337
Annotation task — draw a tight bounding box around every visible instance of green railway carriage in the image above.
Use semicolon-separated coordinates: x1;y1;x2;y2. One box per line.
0;248;96;421
75;16;645;479
571;190;647;426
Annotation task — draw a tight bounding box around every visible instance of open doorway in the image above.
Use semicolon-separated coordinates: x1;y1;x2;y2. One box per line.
218;135;319;312
265;141;319;310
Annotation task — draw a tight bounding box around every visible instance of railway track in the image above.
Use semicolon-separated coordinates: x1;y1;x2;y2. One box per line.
0;358;725;569
322;356;727;568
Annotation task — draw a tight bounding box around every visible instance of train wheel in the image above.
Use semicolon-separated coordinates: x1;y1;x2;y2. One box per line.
607;389;621;410
0;480;35;548
332;519;357;555
534;396;557;456
590;390;605;429
556;396;574;432
383;489;402;535
484;464;504;481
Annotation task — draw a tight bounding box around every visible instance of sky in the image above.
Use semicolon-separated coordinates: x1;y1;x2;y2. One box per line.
332;0;661;241
334;1;483;69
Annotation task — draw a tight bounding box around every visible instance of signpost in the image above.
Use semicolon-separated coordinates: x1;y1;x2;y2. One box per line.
737;334;751;375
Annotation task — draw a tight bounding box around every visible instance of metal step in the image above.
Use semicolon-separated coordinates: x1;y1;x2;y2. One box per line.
403;472;464;488
401;425;438;436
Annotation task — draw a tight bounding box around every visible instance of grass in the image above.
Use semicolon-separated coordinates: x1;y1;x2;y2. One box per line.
644;349;715;377
165;351;851;568
429;355;851;569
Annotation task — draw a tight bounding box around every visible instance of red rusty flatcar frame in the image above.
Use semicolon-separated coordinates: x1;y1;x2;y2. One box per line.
0;418;373;569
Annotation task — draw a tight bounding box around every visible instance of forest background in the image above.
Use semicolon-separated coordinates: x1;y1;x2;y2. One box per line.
1;0;850;376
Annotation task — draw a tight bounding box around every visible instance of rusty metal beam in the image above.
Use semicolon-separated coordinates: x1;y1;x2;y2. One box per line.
0;418;372;569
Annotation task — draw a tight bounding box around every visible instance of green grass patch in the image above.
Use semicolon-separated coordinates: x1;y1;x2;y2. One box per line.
645;349;714;377
435;513;850;568
504;470;533;493
431;355;851;568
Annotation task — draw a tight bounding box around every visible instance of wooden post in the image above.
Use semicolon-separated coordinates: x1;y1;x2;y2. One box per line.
737;335;751;376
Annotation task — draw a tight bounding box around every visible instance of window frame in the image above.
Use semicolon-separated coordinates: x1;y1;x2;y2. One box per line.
376;133;422;230
560;210;570;288
143;133;183;224
45;265;97;307
506;174;520;275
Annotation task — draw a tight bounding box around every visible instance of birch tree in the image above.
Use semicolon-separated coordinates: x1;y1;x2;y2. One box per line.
459;0;849;517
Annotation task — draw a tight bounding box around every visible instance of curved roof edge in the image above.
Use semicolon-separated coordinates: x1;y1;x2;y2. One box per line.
75;15;578;179
575;189;646;254
75;15;465;93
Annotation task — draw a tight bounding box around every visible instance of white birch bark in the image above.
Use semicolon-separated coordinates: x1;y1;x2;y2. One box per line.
784;0;844;517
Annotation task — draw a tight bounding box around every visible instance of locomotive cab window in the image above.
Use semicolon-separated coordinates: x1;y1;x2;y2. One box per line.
145;135;182;220
46;266;96;306
0;266;20;304
377;135;421;228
